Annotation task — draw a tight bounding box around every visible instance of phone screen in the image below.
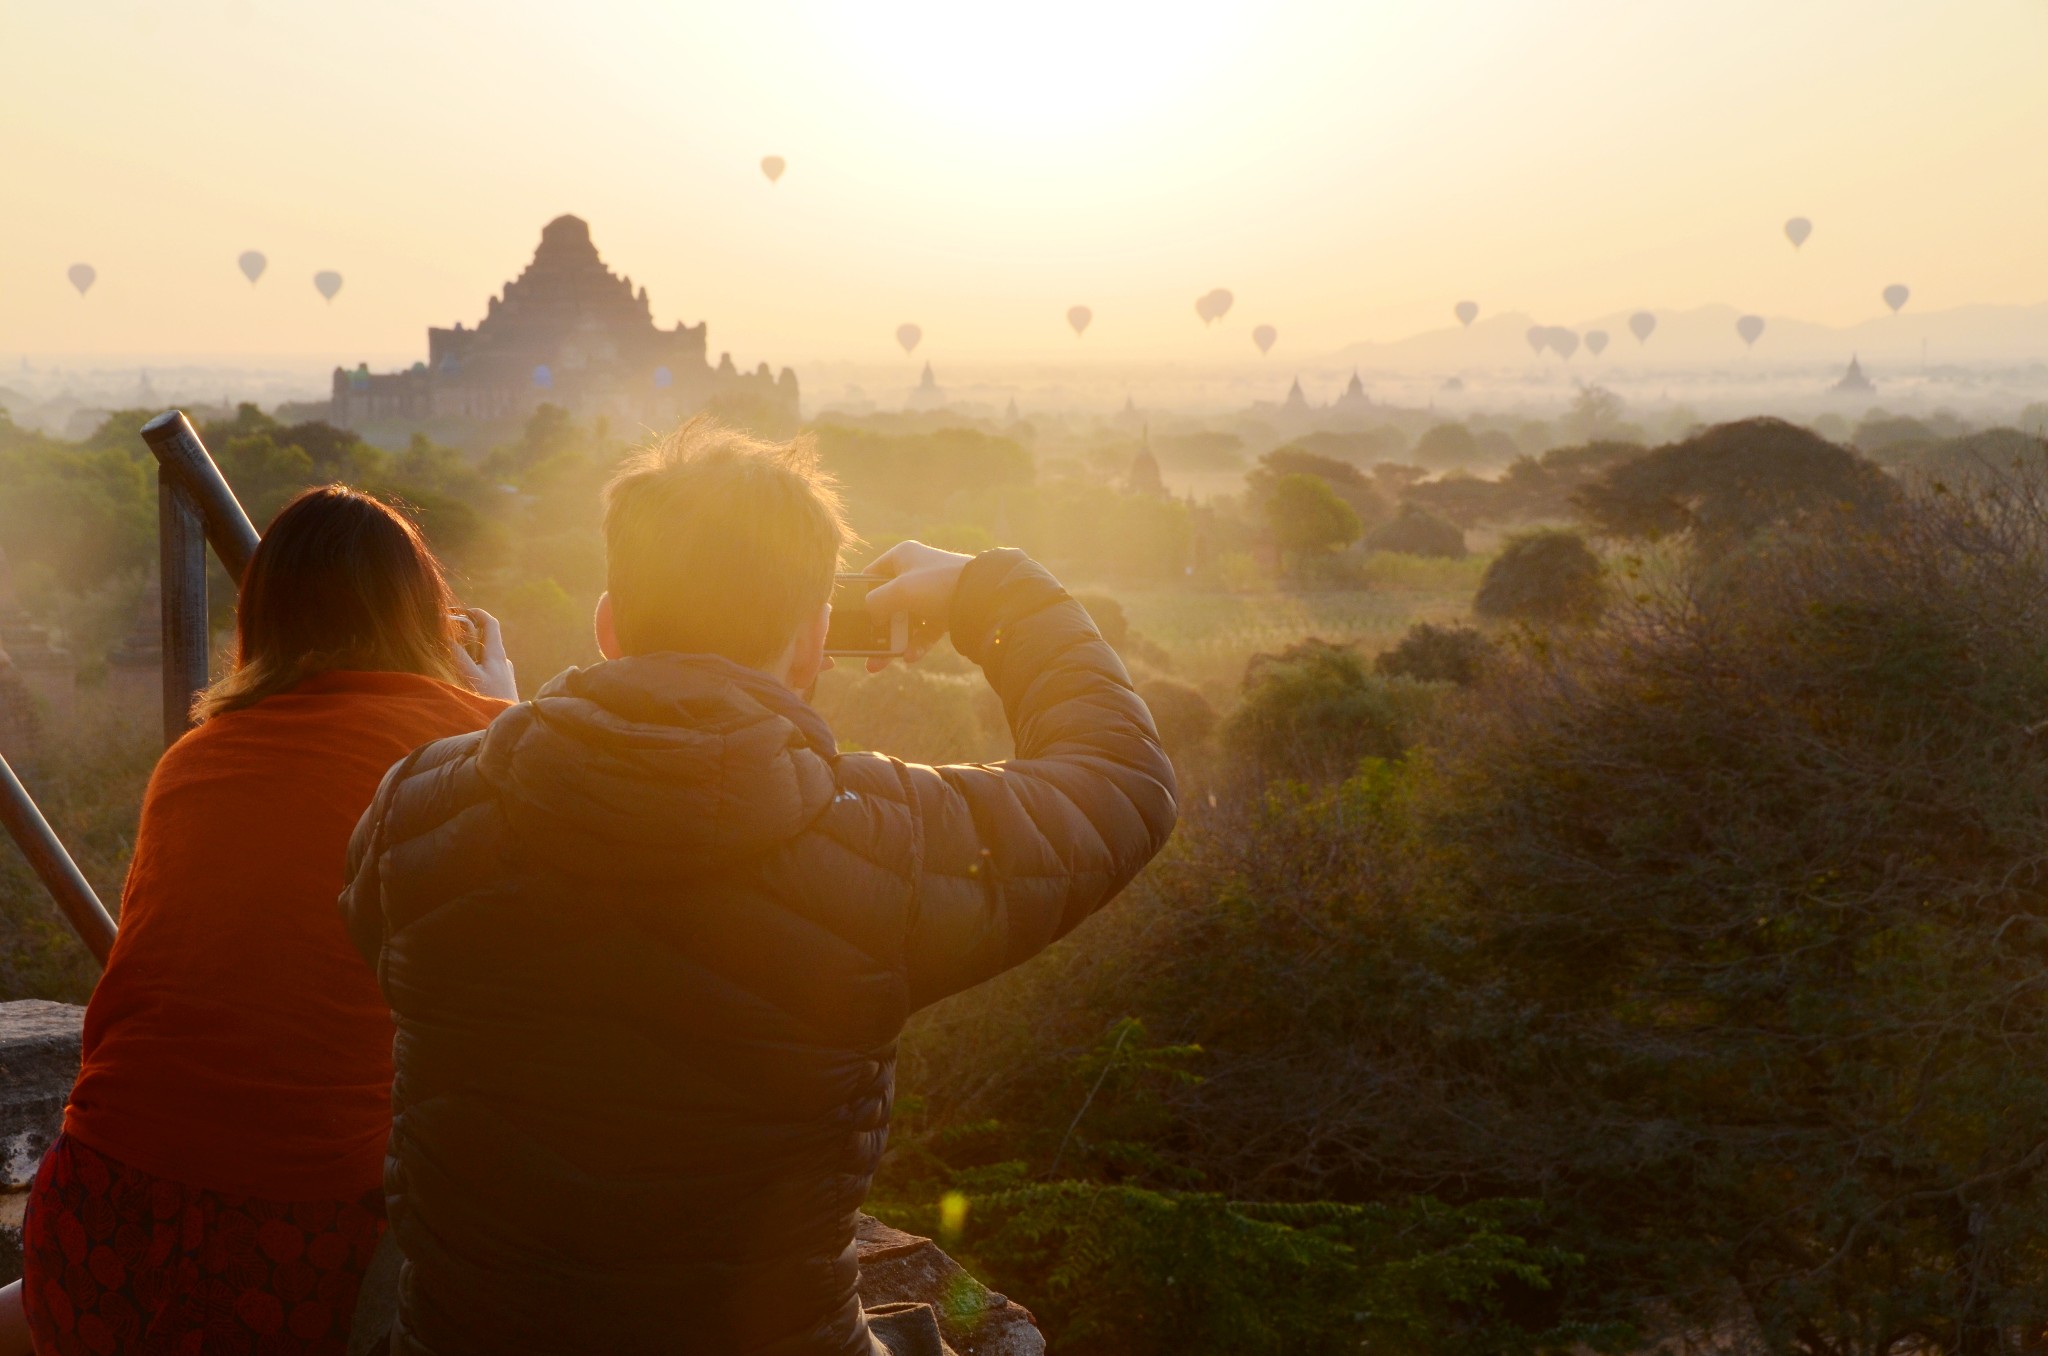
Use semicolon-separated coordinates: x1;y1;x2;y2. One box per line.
826;575;901;654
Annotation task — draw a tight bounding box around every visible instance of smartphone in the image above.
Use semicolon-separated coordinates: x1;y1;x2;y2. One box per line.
449;610;485;663
825;574;909;657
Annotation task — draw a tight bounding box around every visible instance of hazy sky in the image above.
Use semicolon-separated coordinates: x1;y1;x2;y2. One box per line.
4;0;2045;368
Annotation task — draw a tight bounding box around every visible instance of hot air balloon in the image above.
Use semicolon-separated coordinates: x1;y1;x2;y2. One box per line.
1629;311;1657;343
1251;324;1277;355
1454;300;1479;327
1585;329;1609;357
1736;314;1765;347
1785;217;1813;250
761;156;785;184
896;323;922;355
1067;306;1092;337
237;251;266;284
654;366;673;388
1548;329;1580;361
313;271;343;302
67;264;95;297
532;364;552;389
1883;284;1910;314
1525;326;1547;355
1195;288;1234;325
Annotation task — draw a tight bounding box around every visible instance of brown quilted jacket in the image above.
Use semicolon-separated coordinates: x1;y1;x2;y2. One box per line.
340;549;1176;1355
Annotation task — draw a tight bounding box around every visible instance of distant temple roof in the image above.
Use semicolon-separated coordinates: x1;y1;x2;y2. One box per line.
1832;354;1875;394
1334;369;1371;409
1284;377;1309;411
1128;425;1165;496
331;215;796;429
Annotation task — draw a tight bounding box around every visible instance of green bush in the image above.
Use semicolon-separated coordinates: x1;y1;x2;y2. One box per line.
1366;504;1466;559
1221;639;1435;785
1374;622;1491;685
1472;530;1603;625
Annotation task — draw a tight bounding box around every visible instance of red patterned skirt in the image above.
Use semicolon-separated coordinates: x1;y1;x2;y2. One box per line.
20;1133;387;1356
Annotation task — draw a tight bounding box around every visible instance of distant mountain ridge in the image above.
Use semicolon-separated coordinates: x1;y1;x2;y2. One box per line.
1336;302;2048;370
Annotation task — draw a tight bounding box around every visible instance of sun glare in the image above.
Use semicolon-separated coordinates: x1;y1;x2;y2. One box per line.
811;1;1253;145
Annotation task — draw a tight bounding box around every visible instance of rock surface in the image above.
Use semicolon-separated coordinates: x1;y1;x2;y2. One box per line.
0;1002;1044;1356
1;999;85;1281
856;1214;1045;1356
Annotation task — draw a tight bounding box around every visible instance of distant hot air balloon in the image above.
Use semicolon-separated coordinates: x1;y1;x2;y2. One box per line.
1067;305;1092;337
1585;329;1610;356
1195;288;1234;325
760;156;786;184
1784;217;1813;250
1251;324;1277;355
237;251;266;284
1548;328;1580;361
1629;311;1657;343
1454;300;1479;328
653;366;673;388
1737;314;1766;347
67;264;95;297
532;364;552;389
896;323;922;355
1883;284;1910;314
313;271;343;302
1525;326;1547;355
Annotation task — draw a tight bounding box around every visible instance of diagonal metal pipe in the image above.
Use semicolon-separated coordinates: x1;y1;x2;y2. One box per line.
0;751;116;966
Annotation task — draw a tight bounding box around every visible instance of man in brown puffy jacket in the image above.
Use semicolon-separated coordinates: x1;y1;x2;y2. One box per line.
340;418;1177;1355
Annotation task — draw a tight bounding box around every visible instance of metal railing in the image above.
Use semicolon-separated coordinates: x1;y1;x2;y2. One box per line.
0;410;259;966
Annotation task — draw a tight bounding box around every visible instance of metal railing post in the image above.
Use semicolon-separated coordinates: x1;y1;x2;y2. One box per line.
140;411;261;582
140;410;262;744
157;472;210;745
0;752;117;965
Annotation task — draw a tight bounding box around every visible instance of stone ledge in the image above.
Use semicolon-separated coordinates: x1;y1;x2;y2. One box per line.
0;1002;1043;1354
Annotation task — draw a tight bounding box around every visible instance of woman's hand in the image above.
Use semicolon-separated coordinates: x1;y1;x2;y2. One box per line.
452;608;519;701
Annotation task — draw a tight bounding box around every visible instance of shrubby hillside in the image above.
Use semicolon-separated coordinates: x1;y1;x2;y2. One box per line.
9;400;2048;1352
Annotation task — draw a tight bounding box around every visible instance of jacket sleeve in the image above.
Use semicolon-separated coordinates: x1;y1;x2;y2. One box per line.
898;549;1177;1012
339;757;405;973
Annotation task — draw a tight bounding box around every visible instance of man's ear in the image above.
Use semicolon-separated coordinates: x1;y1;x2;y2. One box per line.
594;592;621;661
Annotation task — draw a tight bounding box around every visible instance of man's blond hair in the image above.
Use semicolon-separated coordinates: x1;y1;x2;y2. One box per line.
602;417;849;666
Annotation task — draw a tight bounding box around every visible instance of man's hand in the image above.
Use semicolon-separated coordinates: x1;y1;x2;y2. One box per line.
862;541;974;672
452;607;520;701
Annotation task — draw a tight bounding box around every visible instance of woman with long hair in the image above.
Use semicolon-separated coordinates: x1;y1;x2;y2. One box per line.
3;486;517;1356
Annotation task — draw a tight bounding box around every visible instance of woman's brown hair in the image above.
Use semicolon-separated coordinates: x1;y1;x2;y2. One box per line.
194;486;463;722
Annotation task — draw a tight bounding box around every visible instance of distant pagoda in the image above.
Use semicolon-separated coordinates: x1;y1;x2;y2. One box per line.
1831;354;1875;394
332;215;797;430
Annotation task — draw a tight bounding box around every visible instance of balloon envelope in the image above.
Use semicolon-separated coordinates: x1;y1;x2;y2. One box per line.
67;264;95;296
1585;329;1609;356
1525;325;1547;355
1737;314;1766;347
1629;311;1657;343
896;323;922;355
1195;288;1234;325
313;270;343;301
761;156;785;184
1785;217;1813;249
1454;300;1479;327
1251;324;1277;355
1067;305;1092;337
238;251;266;284
1548;328;1580;360
1883;284;1910;313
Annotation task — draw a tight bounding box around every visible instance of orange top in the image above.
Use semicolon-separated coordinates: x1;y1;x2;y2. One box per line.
65;670;506;1200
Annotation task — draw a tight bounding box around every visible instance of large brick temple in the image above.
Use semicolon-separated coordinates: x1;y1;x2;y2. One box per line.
330;215;798;431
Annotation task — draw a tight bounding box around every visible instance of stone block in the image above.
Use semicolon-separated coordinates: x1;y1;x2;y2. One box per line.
1;999;84;1283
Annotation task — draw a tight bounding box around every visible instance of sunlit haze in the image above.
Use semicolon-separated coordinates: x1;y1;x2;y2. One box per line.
5;0;2046;369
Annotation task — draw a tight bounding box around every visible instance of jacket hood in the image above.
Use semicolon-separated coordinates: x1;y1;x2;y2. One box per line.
476;652;840;880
